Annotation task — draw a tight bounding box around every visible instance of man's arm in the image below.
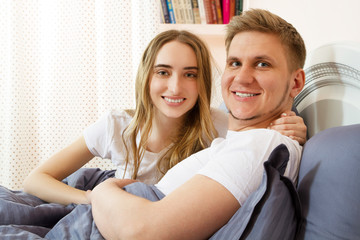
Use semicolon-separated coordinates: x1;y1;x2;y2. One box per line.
90;175;240;240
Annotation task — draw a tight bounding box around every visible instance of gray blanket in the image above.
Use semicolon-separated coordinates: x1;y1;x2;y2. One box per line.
0;144;297;239
0;168;164;240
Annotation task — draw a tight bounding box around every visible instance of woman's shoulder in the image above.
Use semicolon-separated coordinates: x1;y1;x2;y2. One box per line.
106;109;134;121
97;109;135;131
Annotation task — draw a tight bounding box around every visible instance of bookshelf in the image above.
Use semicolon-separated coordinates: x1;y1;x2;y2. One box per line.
158;0;250;36
158;0;250;82
159;23;226;36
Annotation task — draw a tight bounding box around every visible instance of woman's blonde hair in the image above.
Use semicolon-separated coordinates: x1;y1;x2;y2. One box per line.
122;30;218;180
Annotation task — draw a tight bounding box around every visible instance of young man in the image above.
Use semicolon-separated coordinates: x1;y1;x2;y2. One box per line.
89;9;306;239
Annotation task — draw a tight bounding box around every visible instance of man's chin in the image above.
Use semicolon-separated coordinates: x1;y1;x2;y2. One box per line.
229;110;257;121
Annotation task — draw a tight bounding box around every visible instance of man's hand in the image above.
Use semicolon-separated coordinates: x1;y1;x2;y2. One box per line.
86;178;138;204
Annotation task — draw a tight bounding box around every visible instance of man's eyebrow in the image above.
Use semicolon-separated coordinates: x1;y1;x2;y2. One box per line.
226;55;275;62
254;55;275;61
226;56;239;62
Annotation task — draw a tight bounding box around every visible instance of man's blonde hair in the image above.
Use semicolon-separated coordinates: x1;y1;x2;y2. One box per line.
225;9;306;71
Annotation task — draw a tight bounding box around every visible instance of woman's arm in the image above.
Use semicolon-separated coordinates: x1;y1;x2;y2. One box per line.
23;136;94;205
268;111;307;145
90;175;239;240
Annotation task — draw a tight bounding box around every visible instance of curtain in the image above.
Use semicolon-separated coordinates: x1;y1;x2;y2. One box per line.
0;0;160;190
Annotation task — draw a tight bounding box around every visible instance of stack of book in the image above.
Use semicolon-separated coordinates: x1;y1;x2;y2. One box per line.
159;0;243;24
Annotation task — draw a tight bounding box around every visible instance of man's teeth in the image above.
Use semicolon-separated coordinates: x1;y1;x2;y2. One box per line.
235;92;257;97
164;97;185;103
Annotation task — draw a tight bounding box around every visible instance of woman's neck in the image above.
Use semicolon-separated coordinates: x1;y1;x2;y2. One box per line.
145;113;184;153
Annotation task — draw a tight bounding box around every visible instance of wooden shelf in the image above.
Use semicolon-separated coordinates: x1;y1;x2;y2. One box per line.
158;23;227;78
159;24;227;36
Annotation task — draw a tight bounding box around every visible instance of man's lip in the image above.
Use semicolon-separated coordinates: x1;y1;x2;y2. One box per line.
232;91;261;97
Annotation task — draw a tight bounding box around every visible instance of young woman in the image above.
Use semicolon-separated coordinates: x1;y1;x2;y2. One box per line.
23;30;307;205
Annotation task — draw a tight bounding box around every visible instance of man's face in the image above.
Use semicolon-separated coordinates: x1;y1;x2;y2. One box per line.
222;31;300;130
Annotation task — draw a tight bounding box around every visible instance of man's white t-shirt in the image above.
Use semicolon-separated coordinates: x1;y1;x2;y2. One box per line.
83;108;228;184
155;129;302;205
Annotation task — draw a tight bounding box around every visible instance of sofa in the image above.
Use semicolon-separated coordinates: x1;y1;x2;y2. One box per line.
296;123;360;239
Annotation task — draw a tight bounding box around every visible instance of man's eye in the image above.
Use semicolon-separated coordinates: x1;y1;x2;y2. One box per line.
257;62;269;67
230;61;241;67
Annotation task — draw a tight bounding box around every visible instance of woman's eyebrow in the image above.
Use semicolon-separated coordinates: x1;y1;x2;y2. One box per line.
154;64;198;70
184;66;198;70
154;64;172;68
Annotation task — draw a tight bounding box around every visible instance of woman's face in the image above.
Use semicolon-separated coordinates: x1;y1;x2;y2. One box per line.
149;40;199;121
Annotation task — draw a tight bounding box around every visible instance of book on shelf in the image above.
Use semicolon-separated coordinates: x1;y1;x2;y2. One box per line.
172;0;185;24
210;0;218;24
235;0;243;16
222;0;230;24
160;0;243;24
182;0;195;24
198;0;207;24
191;0;201;24
203;0;215;24
229;0;236;22
159;0;170;23
214;0;223;24
166;0;176;23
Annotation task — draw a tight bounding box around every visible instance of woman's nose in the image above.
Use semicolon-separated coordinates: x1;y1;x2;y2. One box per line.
168;75;181;94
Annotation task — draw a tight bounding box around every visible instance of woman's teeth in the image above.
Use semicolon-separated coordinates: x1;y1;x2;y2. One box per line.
164;97;185;103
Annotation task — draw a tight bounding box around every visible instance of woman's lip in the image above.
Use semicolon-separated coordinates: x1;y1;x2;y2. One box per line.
162;96;186;103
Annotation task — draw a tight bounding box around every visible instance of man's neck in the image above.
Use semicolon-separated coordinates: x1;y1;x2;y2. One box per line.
227;109;286;132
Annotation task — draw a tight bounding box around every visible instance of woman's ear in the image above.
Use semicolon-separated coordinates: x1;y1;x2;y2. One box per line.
290;69;305;98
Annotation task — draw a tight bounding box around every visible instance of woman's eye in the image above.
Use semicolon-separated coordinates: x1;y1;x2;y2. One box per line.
157;70;169;76
185;73;197;78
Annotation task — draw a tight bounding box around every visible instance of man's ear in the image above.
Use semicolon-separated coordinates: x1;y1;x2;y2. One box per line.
290;69;305;98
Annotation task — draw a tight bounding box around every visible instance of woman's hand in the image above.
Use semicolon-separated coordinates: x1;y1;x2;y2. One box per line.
268;111;307;145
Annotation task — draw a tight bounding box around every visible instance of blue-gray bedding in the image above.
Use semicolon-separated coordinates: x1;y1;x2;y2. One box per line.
0;169;164;239
0;144;300;239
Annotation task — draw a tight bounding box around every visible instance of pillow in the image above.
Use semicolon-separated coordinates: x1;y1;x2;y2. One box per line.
296;124;360;239
210;144;302;240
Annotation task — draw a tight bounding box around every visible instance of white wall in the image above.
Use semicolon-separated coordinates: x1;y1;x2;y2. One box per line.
245;0;360;54
160;1;360;107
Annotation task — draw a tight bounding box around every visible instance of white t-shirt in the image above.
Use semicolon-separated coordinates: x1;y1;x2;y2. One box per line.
155;129;302;205
83;108;228;184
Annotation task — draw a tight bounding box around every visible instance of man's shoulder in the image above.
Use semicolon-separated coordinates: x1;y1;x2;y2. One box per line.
224;129;301;152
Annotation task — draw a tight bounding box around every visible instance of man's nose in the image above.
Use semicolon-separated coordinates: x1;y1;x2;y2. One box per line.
233;66;254;84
